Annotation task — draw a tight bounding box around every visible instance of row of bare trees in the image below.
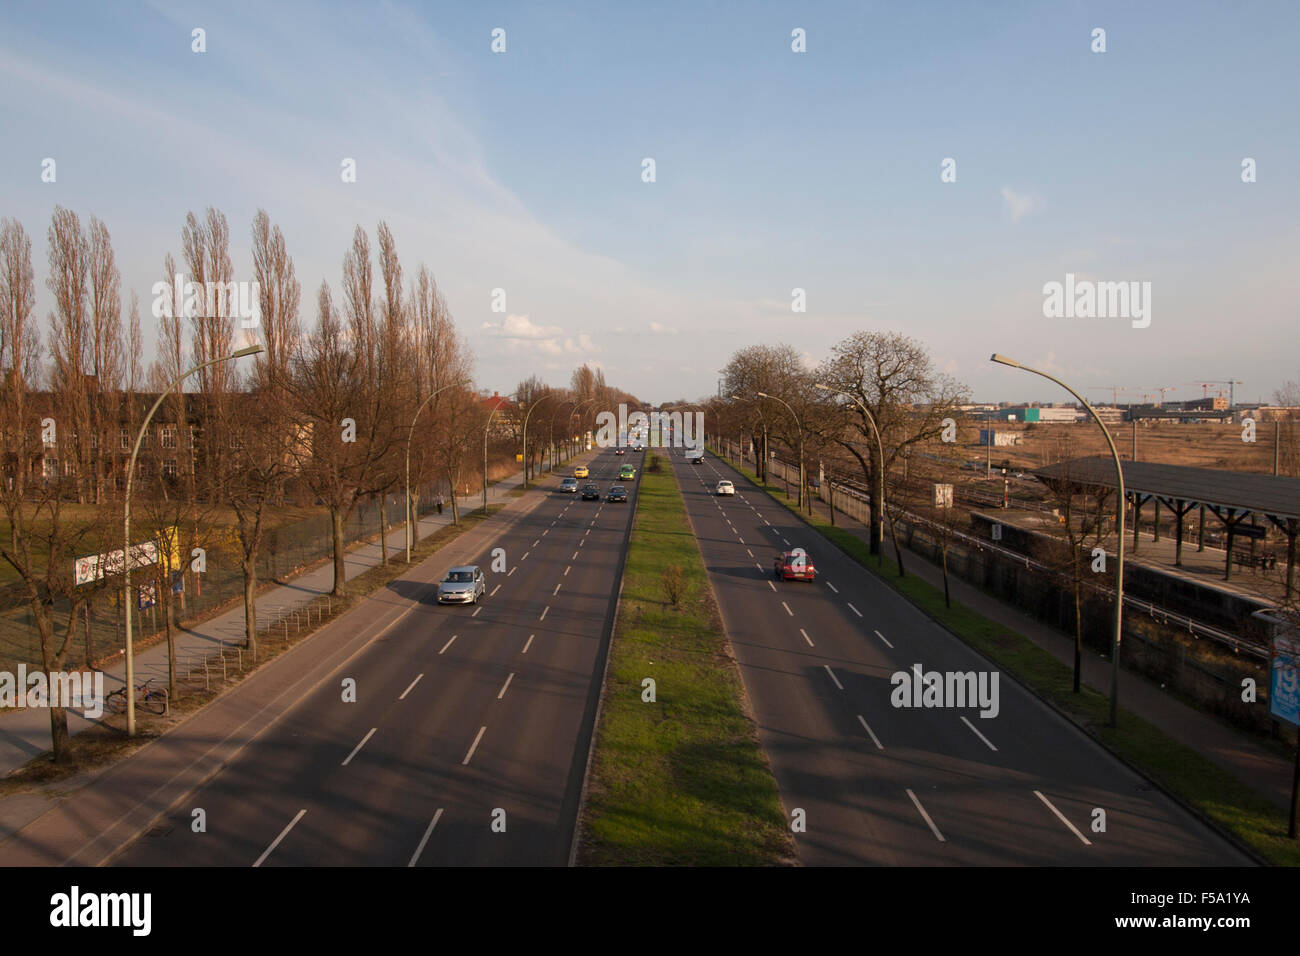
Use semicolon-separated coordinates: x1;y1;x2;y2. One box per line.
0;206;631;762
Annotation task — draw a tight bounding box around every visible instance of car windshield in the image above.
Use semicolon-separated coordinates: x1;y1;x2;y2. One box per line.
445;571;473;583
611;485;624;492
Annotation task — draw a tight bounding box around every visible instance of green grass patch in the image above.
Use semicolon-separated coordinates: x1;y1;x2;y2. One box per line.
715;449;1300;866
578;461;794;865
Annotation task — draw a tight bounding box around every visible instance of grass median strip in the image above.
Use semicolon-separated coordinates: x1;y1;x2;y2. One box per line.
717;450;1299;867
578;456;794;865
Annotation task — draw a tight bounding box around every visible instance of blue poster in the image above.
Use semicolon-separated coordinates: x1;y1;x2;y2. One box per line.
1270;627;1299;727
137;582;157;610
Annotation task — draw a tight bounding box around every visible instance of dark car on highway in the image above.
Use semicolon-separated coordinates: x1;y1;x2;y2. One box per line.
581;482;601;500
606;484;628;503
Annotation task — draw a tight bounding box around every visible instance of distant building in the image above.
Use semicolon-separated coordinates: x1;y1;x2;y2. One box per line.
991;406;1082;423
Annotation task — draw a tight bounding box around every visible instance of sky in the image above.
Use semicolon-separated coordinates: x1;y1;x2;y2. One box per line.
1;0;1297;406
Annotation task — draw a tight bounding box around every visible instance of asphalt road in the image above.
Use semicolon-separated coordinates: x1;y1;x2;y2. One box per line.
111;447;641;867
673;447;1254;866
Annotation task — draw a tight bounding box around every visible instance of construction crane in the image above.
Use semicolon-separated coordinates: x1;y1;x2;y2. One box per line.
1150;384;1176;407
1088;385;1128;408
1188;380;1243;407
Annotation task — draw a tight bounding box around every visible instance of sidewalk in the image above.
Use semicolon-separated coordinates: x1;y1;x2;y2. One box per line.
718;448;1296;812
0;447;582;776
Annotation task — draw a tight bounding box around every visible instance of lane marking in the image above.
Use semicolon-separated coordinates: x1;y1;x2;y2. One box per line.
523;633;535;653
874;629;893;649
799;628;814;647
906;789;946;842
826;582;839;594
462;726;487;765
961;716;998;752
857;715;883;750
823;665;844;690
472;606;482;617
407;808;444;867
342;727;377;766
542;529;548;537
755;562;764;572
497;673;515;700
847;603;863;618
508;567;516;576
253;809;307;867
540;605;549;621
572;551;579;561
767;580;777;592
564;565;571;576
781;601;793;617
746;548;754;557
532;540;540;548
439;635;457;654
1033;790;1092;845
490;584;501;596
553;582;562;596
399;673;423;700
522;551;531;561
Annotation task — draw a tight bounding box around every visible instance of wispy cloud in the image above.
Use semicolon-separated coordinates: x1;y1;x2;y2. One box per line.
1001;186;1042;223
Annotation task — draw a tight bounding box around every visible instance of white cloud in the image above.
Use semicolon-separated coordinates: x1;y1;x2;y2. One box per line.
649;321;678;335
482;314;562;340
1001;186;1042;223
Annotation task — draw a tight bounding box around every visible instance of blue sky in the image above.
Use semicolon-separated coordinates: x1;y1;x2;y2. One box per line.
1;0;1297;404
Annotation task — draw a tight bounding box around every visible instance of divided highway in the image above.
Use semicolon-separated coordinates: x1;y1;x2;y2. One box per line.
671;447;1253;865
111;447;640;867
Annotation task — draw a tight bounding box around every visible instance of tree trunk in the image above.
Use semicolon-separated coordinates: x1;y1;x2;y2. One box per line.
243;560;259;658
942;541;951;608
378;494;388;565
331;507;347;596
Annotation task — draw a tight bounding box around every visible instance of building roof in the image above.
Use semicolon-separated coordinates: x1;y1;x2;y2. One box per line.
479;391;512;411
1034;456;1300;522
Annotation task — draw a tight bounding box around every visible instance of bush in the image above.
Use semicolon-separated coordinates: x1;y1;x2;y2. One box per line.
661;562;685;606
648;454;663;473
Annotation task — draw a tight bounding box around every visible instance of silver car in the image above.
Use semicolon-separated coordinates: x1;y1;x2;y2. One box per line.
437;566;486;604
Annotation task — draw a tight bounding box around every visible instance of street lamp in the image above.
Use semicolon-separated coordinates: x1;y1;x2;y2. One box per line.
482;390;518;515
757;391;806;513
405;378;471;562
991;353;1126;725
814;383;886;566
123;343;263;736
521;395;549;489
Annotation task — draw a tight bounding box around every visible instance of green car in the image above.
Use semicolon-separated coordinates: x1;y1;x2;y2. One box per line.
618;464;636;481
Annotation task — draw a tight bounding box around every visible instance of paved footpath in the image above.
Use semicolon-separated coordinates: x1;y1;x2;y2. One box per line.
723;448;1296;813
0;451;579;777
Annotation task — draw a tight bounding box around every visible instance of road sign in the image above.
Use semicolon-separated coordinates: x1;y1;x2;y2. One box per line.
933;483;953;508
1271;624;1299;727
75;540;159;585
991;523;1003;541
137;582;157;610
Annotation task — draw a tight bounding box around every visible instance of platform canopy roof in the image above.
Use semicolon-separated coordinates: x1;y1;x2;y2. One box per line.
1033;456;1300;523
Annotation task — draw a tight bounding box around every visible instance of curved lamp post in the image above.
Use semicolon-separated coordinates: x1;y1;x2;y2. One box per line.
991;353;1125;725
521;395;549;489
405;377;471;562
757;391;806;512
814;382;886;566
482;390;518;515
123;343;263;736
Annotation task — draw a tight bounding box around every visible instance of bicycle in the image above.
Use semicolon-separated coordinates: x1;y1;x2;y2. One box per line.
104;678;168;716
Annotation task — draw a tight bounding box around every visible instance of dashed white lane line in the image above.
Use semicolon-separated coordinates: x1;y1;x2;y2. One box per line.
399;673;423;700
826;582;839;594
508;567;516;577
564;565;571;576
823;665;844;690
572;551;579;561
857;715;883;750
407;808;444;867
253;809;307;868
542;529;549;537
746;548;754;557
532;540;539;548
755;562;764;572
1033;790;1092;845
439;635;458;654
497;673;515;700
781;601;794;617
781;536;790;545
906;789;946;842
522;551;531;561
961;716;998;752
490;584;501;596
342;727;377;766
522;633;535;654
540;605;550;621
767;580;778;592
874;629;893;649
847;603;863;618
799;628;814;647
462;726;487;765
472;606;482;617
553;582;562;596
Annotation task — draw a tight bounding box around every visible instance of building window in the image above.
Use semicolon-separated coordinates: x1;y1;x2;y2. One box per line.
120;428;131;450
160;425;177;449
42;458;57;479
161;459;177;480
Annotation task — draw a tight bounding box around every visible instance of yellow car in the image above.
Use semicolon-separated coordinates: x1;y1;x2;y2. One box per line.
574;465;589;479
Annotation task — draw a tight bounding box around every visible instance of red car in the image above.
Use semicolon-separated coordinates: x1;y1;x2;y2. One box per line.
774;548;816;581
615;448;626;456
